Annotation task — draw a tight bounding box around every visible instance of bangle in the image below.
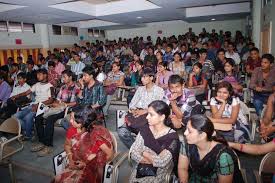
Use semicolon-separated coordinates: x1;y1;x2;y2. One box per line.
240;144;244;152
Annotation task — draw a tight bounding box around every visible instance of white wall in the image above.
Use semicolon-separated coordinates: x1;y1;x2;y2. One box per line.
0;24;42;49
106;19;247;43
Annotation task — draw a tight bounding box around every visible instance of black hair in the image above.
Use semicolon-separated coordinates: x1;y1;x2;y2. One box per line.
168;74;184;85
11;63;19;68
26;59;34;66
224;58;235;67
17;72;27;79
72;106;102;132
249;47;259;53
0;73;5;80
142;67;155;78
217;48;225;55
189;114;228;145
173;52;182;58
135;60;144;66
215;81;234;104
17;56;23;61
62;69;74;79
82;66;99;78
36;68;48;75
39;57;45;61
199;48;207;54
48;61;55;67
148;100;171;126
167;44;173;49
262;53;274;64
192;62;202;70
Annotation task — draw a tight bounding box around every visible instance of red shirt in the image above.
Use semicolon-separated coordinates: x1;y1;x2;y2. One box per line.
66;127;77;140
246;57;261;71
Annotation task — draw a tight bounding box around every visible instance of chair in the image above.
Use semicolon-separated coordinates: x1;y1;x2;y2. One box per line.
239;101;256;141
254;152;275;183
232;150;248;183
0;117;24;183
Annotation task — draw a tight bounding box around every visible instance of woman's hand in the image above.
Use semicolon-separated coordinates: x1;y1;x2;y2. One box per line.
140;157;151;164
215;97;226;104
260;123;274;140
142;151;153;163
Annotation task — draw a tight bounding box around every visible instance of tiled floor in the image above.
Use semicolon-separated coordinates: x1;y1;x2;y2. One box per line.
1;104;262;183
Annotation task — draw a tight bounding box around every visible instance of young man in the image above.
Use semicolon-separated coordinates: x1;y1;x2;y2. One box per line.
163;44;174;64
163;74;203;129
13;69;54;140
0;74;11;105
118;68;164;148
33;70;80;156
17;56;27;73
225;42;241;65
8;63;22;87
26;60;38;86
249;54;275;116
197;48;215;81
245;47;261;75
0;72;30;119
71;53;85;78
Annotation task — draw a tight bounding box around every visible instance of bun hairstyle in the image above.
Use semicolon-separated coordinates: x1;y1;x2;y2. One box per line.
148;100;171;126
72;106;102;132
189;114;228;146
215;81;234;105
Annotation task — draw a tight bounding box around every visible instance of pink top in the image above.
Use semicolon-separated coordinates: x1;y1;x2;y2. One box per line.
54;62;65;76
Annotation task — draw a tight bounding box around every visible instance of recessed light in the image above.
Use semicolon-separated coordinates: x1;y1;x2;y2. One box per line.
136;16;142;19
211;18;216;21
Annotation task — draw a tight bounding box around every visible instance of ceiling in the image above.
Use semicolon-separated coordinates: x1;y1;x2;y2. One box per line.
0;0;251;29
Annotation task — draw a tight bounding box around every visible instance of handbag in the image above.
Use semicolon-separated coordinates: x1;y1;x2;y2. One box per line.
105;83;117;95
43;104;66;118
136;163;158;178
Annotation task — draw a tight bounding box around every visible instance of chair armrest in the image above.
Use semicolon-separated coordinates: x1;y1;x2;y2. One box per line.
240;168;248;183
254;170;262;183
165;163;174;183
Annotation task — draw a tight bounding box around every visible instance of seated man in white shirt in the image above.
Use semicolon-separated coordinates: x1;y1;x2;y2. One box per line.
225;42;241;65
71;53;86;79
13;69;54;140
0;72;30;120
117;68;164;148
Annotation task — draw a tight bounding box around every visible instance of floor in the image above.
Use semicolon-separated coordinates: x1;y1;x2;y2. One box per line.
0;104;263;183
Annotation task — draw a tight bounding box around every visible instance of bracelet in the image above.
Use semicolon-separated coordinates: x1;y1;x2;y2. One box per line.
240;144;244;152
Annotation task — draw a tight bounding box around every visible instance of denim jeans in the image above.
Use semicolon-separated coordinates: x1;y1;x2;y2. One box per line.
253;92;269;116
14;105;35;138
117;124;136;149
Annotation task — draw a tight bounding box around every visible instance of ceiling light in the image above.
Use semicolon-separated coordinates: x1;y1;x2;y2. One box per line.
136;16;142;19
211;18;216;21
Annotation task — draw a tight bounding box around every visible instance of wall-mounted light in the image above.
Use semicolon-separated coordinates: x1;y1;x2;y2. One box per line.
211;18;216;21
136;16;142;19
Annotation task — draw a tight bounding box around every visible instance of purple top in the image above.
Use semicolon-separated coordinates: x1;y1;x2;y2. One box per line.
0;81;11;102
158;71;173;86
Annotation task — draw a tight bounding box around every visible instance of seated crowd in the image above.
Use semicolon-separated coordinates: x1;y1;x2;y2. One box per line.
0;27;275;183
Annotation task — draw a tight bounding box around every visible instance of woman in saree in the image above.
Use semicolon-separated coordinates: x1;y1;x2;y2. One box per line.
53;106;114;183
129;100;180;183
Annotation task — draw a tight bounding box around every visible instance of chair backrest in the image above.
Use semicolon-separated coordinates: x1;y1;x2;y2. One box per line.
0;117;21;134
259;152;275;175
110;132;118;154
239;101;251;122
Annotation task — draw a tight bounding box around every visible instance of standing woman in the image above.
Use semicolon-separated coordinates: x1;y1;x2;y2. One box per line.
53;106;114;183
178;115;244;183
156;62;173;90
209;81;251;143
129;100;180;183
169;52;185;78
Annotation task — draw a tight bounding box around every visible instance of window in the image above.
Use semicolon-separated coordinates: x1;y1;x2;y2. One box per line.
8;21;22;32
0;21;8;32
63;26;78;36
88;28;93;37
93;29;100;37
23;23;35;33
100;30;105;38
52;25;61;35
88;28;105;38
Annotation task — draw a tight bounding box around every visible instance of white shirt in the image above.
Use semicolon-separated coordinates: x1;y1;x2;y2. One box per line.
225;51;241;65
140;49;148;61
129;84;164;109
10;83;31;97
31;82;53;103
71;61;86;76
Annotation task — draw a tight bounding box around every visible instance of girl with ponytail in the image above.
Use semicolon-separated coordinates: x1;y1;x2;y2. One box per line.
178;114;244;183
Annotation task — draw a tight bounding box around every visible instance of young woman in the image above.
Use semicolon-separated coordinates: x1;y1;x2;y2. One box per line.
156;51;163;65
169;52;185;78
222;58;243;98
178;115;244;183
156;62;173;90
209;81;251;143
53;106;114;183
188;62;208;103
129;100;180;183
129;53;140;73
130;60;144;87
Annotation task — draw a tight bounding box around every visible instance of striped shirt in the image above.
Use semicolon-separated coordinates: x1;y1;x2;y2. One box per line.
71;61;85;76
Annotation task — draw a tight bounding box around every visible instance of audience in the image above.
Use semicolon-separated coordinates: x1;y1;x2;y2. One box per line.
0;27;275;183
